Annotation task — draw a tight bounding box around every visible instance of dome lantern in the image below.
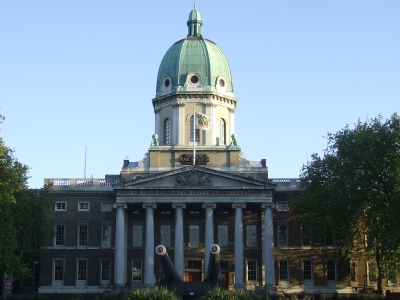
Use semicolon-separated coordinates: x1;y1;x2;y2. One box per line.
187;4;203;37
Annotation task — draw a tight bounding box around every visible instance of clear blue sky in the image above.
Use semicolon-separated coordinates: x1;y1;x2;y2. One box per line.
1;1;399;188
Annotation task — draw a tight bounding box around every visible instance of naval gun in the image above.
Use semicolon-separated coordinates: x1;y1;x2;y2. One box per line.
155;244;224;298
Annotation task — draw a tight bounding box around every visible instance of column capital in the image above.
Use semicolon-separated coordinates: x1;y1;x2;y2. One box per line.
143;203;157;209
154;108;161;114
172;203;186;209
232;202;246;209
228;107;235;113
261;202;275;210
113;202;127;209
202;203;216;209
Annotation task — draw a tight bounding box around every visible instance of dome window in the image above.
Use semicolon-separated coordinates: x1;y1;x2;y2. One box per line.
164;78;170;87
190;75;199;84
219;79;225;87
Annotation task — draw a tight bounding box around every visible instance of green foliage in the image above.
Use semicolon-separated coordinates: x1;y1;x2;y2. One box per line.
0;114;54;280
205;286;262;300
290;113;400;294
127;287;177;300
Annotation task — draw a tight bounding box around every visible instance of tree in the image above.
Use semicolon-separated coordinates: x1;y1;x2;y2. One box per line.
0;113;53;283
290;113;400;294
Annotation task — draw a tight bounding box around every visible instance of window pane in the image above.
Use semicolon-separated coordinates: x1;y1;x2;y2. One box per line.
246;225;256;247
189;225;199;247
77;260;87;281
132;225;143;247
327;261;336;280
247;260;257;281
55;225;64;246
101;260;110;281
78;225;88;246
218;225;228;247
102;225;111;247
101;202;112;212
278;225;288;247
161;225;171;247
279;261;288;280
219;119;225;145
303;260;312;280
54;259;63;280
164;119;171;145
132;260;142;281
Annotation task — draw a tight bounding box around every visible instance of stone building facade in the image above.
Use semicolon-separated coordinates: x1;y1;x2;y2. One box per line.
38;6;362;295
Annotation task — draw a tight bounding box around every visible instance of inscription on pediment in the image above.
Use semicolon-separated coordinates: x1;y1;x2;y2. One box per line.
179;154;209;165
175;170;213;186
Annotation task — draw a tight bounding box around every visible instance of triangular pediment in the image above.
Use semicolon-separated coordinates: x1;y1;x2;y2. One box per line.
114;166;275;190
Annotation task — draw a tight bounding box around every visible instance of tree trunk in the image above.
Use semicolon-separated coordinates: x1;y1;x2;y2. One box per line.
375;250;384;294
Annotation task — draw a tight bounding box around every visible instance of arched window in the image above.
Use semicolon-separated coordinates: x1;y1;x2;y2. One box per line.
219;119;226;145
164;118;170;145
190;116;199;142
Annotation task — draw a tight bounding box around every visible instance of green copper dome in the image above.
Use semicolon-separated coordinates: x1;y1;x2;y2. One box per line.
155;7;234;98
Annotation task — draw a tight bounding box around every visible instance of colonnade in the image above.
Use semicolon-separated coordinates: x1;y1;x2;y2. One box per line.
113;201;275;290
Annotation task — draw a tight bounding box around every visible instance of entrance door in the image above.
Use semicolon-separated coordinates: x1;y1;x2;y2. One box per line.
187;272;203;282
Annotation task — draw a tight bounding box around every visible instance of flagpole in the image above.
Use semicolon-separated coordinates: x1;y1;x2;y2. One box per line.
193;107;196;166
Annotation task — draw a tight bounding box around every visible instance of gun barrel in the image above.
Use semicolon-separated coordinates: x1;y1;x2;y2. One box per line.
205;244;221;282
155;245;182;282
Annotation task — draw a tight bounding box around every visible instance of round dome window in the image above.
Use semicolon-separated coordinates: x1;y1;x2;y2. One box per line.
190;75;199;84
164;78;170;87
219;79;225;87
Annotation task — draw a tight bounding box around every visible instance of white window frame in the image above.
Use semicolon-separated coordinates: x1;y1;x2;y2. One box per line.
161;224;172;247
279;260;289;281
101;202;113;212
277;225;288;248
100;260;111;282
78;201;90;212
218;225;229;247
246;224;257;247
132;260;142;282
55;201;67;212
189;225;200;247
52;258;64;281
326;260;337;281
76;259;88;281
247;260;257;282
54;224;65;247
101;225;112;248
132;224;143;247
77;224;89;247
302;259;313;281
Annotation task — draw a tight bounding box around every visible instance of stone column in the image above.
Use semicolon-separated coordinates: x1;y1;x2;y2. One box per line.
202;203;216;274
173;102;185;145
262;202;276;292
154;109;161;137
229;108;235;139
113;202;127;289
143;203;157;288
232;202;246;290
204;102;216;145
172;203;186;279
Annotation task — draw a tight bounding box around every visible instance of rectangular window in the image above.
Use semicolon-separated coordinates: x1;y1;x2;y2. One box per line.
246;224;257;247
101;202;113;212
55;201;67;211
78;202;90;211
161;204;171;214
189;225;200;247
101;260;111;281
303;260;313;280
102;225;112;247
247;260;257;281
326;232;335;246
53;259;64;281
78;225;88;247
161;225;171;247
132;225;143;247
327;260;336;281
77;260;87;281
218;225;228;247
279;260;289;280
218;204;228;214
54;225;65;246
301;226;312;246
132;260;142;281
277;202;289;211
187;260;202;269
189;204;200;214
278;225;288;247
